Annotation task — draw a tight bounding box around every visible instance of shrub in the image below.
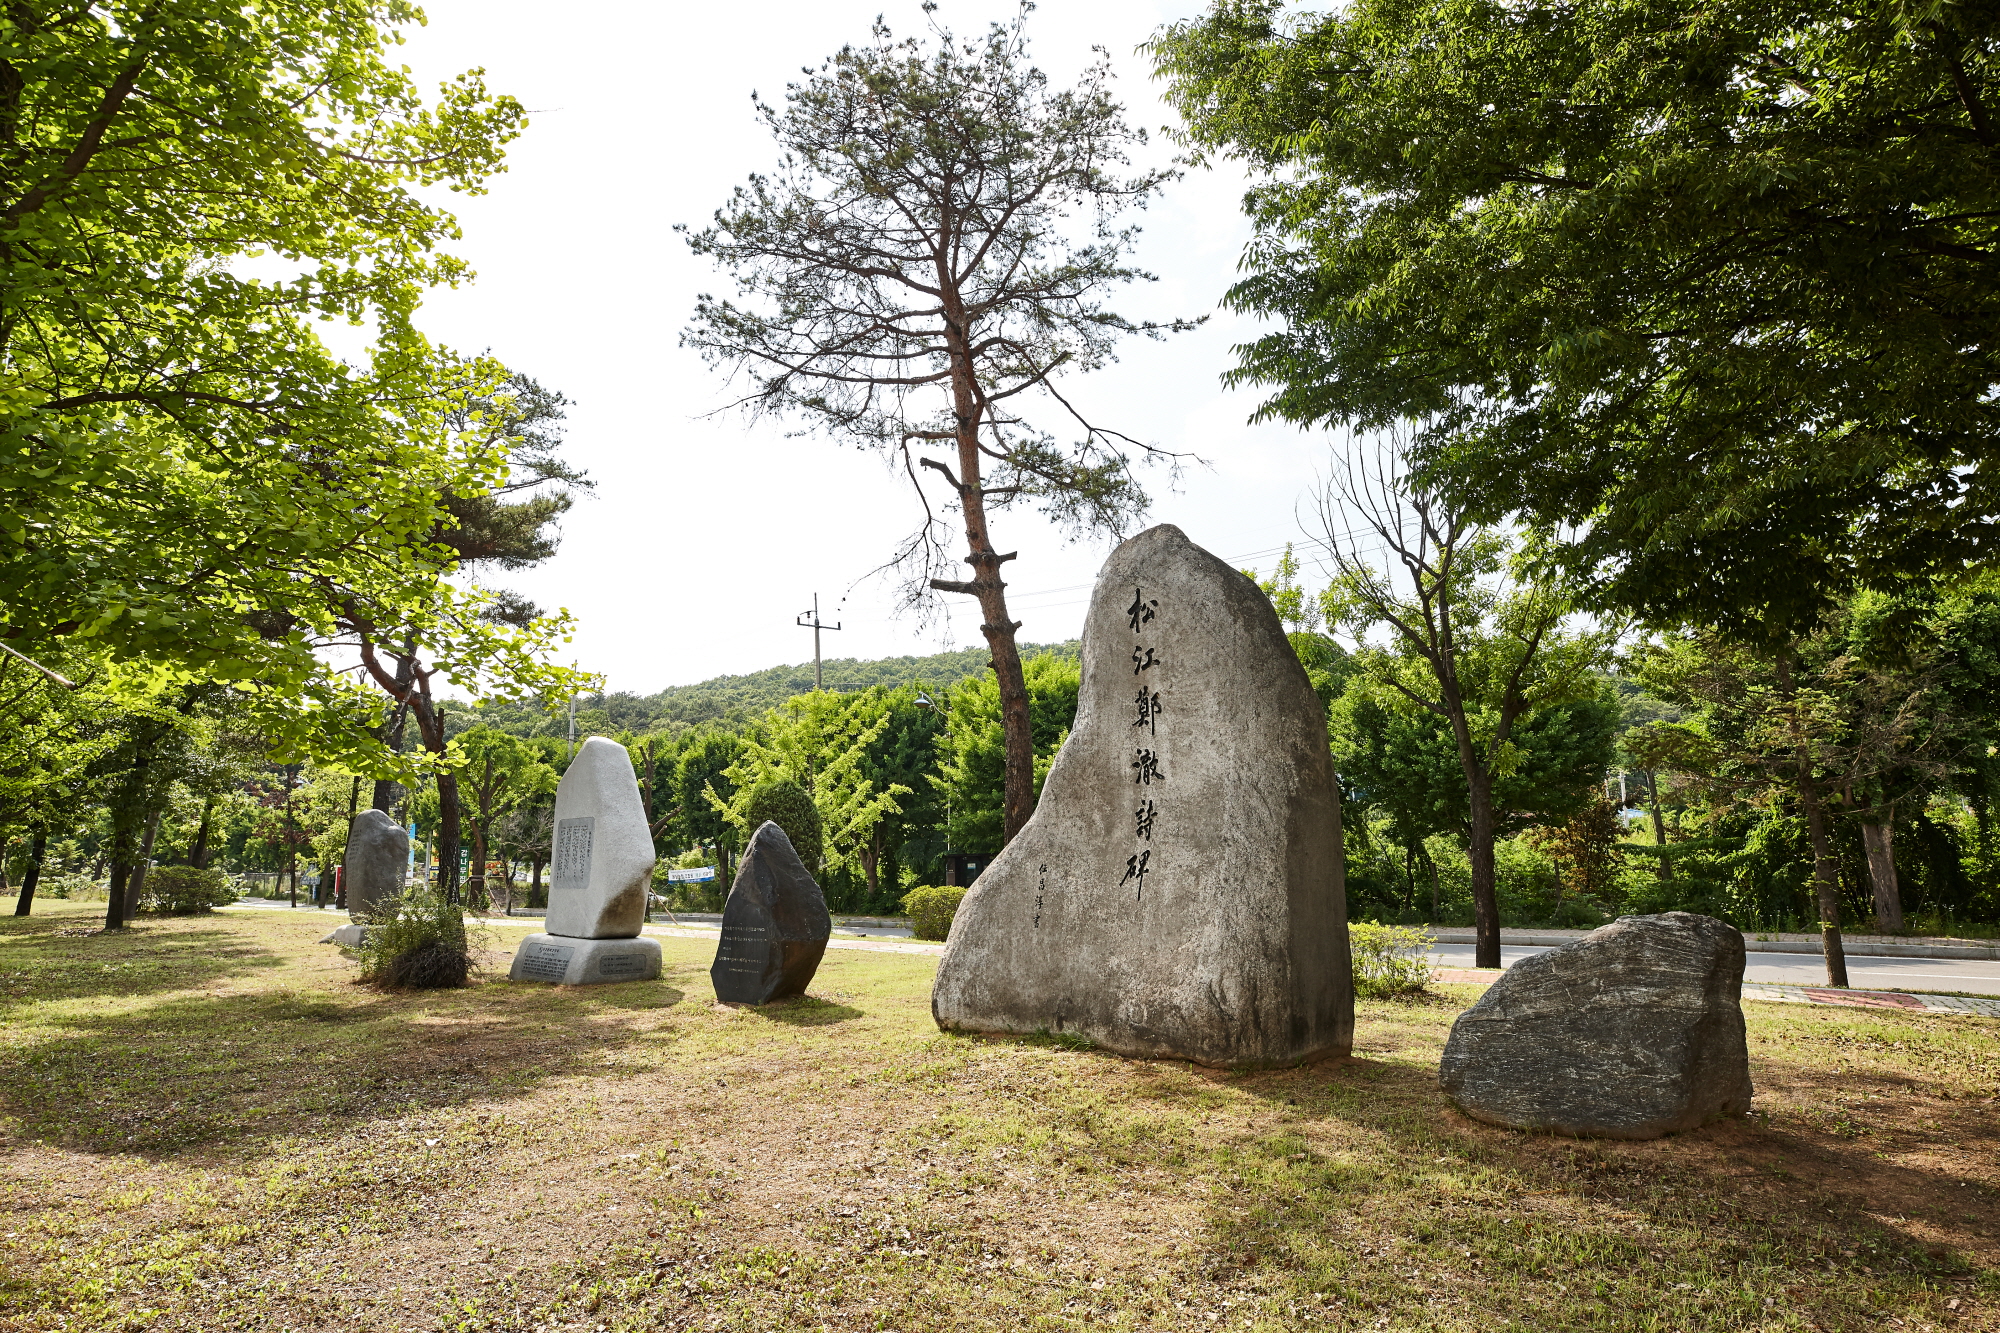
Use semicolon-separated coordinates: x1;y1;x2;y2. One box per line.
141;865;237;914
355;888;474;989
902;884;967;941
1348;921;1433;998
741;778;824;872
37;872;104;901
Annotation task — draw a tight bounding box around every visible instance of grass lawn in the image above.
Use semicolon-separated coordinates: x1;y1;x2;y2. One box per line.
0;899;1994;1333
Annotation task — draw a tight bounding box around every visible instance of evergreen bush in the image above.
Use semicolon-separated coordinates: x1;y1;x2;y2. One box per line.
354;888;474;989
901;884;967;941
742;778;824;872
141;866;237;914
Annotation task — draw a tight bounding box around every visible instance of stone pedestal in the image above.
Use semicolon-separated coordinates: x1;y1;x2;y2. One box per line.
711;821;831;1004
509;934;663;986
930;524;1353;1067
1438;912;1753;1139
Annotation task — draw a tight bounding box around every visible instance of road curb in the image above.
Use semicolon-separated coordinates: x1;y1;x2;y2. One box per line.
1424;928;1999;961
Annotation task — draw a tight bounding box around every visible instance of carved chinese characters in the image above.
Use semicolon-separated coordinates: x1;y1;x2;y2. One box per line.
930;524;1354;1066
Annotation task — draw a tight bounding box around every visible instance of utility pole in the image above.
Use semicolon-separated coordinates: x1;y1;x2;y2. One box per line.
796;594;842;691
567;697;576;760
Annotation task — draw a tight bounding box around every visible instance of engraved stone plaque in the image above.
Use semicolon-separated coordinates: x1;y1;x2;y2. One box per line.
518;941;575;982
551;817;596;894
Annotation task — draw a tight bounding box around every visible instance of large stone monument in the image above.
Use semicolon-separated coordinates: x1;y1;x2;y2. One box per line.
508;737;662;985
930;524;1353;1067
321;810;411;946
711;821;832;1004
1438;912;1754;1139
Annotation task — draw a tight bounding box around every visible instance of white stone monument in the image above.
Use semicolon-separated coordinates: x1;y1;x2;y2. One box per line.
508;737;662;985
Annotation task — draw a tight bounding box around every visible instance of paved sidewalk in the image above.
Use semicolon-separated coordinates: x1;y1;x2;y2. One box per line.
643;925;945;958
1741;982;2000;1017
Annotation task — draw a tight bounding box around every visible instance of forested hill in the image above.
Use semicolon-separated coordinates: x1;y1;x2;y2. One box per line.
456;640;1081;738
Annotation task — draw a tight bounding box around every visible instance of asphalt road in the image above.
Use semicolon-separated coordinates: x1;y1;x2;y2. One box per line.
1429;944;2000;995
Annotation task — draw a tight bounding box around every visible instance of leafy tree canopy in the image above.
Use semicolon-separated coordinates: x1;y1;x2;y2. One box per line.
1152;0;2000;640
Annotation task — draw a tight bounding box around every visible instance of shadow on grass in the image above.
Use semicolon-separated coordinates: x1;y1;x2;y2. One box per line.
0;971;688;1161
1189;1041;1993;1331
755;995;866;1026
0;915;284;1012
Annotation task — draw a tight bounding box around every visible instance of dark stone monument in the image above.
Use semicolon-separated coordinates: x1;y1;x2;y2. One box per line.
1438;912;1754;1139
929;524;1353;1067
710;821;831;1004
343;809;409;921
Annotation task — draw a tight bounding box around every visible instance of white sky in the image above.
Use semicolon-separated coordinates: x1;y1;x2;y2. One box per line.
392;0;1334;695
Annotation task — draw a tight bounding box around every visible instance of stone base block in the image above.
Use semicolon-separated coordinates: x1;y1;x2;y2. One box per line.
319;923;369;947
509;933;661;986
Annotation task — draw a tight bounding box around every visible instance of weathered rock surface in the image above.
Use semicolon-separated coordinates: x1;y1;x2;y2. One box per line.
509;933;663;986
710;821;831;1004
542;737;656;940
343;809;409;921
930;524;1353;1067
1438;912;1754;1139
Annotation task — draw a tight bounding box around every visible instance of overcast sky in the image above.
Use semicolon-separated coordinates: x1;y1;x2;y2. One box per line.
392;0;1333;696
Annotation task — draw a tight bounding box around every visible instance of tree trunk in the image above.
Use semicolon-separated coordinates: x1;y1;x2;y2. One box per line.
530;857;545;907
126;808;162;917
188;794;217;869
1798;775;1850;987
372;650;417;812
1777;653;1848;987
104;751;150;931
1861;818;1903;933
468;819;488;912
1466;770;1501;969
931;285;1032;845
861;826;881;901
1646;771;1673;881
14;828;45;916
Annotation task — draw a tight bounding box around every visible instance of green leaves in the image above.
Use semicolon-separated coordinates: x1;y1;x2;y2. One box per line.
1153;0;2000;639
0;1;535;765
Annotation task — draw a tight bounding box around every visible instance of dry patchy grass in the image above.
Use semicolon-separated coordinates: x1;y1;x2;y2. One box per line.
0;899;1994;1333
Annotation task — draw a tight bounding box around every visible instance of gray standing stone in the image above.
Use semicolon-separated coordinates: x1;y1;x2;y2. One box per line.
1438;912;1754;1139
710;821;831;1004
343;809;409;921
930;524;1353;1067
541;736;656;940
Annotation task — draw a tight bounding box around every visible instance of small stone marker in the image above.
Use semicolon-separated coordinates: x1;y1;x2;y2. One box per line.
929;524;1353;1066
710;821;831;1004
1438;912;1754;1139
509;736;661;986
342;809;409;922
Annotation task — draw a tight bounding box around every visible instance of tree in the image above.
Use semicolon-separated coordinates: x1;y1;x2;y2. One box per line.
710;690;909;886
932;653;1080;854
683;9;1191;845
739;778;824;873
452;728;556;910
0;0;534;762
1151;0;2000;642
675;732;746;879
1314;447;1618;965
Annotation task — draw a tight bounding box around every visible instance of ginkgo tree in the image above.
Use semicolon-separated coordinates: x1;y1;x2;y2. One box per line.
0;0;542;772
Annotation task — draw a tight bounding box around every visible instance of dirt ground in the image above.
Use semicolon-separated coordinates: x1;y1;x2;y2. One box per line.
0;902;1994;1332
